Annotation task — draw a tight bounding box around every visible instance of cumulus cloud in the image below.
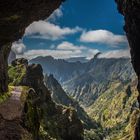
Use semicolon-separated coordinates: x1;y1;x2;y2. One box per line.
99;49;130;58
57;41;86;50
25;21;82;40
14;41;130;60
16;41;99;60
80;30;127;45
11;40;26;55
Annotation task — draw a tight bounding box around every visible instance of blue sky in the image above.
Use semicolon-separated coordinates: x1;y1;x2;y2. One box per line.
12;0;130;59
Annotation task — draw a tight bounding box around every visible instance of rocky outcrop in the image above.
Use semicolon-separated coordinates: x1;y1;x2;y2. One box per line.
0;0;63;93
11;58;28;67
45;74;99;129
9;58;84;140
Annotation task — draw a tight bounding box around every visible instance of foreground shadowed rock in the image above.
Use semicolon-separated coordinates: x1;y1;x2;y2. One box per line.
0;86;33;140
115;0;140;139
7;58;84;140
0;0;63;93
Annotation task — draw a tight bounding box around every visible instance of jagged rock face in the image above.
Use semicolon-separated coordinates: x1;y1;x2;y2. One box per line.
22;64;43;87
0;0;63;93
8;58;84;140
11;58;28;66
45;74;99;130
115;0;140;139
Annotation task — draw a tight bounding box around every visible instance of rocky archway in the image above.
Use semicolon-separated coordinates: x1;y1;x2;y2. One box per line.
0;0;140;138
0;0;63;93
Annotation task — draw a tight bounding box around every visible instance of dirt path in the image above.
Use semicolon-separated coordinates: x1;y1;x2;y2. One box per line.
0;86;24;120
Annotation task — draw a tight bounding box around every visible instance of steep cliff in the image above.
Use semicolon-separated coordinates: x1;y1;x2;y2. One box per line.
8;58;84;140
0;0;63;93
45;74;99;129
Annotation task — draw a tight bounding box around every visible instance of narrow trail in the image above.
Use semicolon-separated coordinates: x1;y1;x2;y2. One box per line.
0;86;24;120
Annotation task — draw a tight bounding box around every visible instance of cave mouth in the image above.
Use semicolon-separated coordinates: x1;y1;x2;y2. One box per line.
7;1;139;139
1;0;140;139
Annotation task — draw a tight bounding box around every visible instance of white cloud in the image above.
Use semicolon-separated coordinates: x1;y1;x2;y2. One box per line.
11;40;26;55
25;21;82;40
80;30;127;45
57;41;86;50
47;7;63;22
99;49;130;58
16;41;99;60
13;41;130;60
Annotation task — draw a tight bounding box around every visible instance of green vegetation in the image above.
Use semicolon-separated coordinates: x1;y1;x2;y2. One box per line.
84;129;104;140
20;86;30;103
86;80;139;139
0;86;13;104
8;64;26;86
7;60;139;140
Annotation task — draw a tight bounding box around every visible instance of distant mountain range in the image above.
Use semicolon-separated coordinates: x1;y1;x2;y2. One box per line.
30;56;136;107
66;57;89;63
30;56;88;84
30;55;138;139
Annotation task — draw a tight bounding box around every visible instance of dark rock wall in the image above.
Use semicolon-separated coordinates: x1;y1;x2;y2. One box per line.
115;0;140;139
0;0;63;93
0;0;62;46
0;44;11;92
115;0;140;101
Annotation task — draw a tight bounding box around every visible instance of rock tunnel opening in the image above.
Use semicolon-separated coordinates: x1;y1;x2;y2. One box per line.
0;0;140;139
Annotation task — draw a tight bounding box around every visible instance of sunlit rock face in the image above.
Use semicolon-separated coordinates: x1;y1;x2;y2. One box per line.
0;0;63;93
115;0;140;139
